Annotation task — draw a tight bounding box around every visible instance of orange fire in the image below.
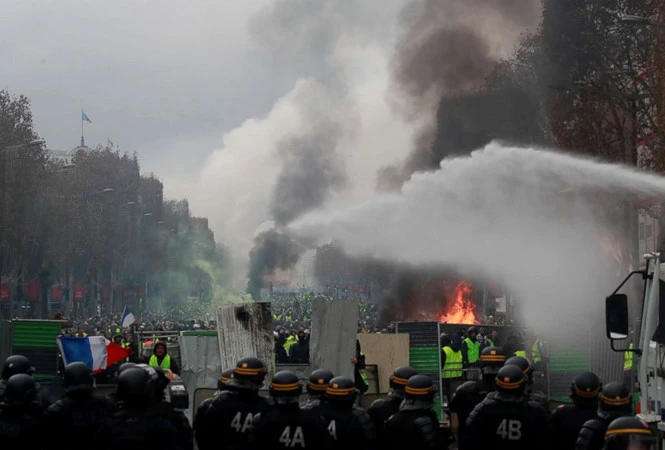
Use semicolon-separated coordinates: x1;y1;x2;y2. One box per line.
439;281;477;324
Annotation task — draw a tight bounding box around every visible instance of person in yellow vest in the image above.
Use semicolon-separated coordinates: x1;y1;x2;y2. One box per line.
148;342;179;375
441;334;464;407
531;338;548;372
442;336;463;379
623;342;634;391
352;338;369;404
461;326;481;368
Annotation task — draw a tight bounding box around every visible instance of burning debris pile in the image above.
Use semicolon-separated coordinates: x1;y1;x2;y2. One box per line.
314;244;480;325
439;281;477;324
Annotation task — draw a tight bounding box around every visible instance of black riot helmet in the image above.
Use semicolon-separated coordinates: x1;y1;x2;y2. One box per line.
2;355;35;380
390;366;418;395
116;362;137;378
504;355;532;381
325;376;357;404
480;346;506;376
571;371;601;406
218;368;235;390
467;326;478;337
117;367;153;406
307;368;334;396
605;416;655;450
404;374;435;401
233;357;267;386
495;364;526;394
269;371;302;404
598;382;632;419
4;374;37;405
63;362;94;393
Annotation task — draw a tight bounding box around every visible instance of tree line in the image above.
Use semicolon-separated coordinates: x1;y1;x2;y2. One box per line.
0;90;227;318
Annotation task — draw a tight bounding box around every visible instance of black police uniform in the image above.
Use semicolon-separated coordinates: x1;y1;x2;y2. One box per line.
451;377;493;441
505;355;549;411
367;396;401;435
249;371;332;450
45;362;116;450
194;357;272;450
368;366;417;436
141;364;194;450
0;374;44;449
310;376;377;448
464;364;550;450
550;371;601;450
451;345;505;447
575;382;632;450
95;368;186;450
384;374;444;450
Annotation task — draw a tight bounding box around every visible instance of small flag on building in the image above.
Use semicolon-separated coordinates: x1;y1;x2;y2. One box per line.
121;305;137;328
82;111;92;123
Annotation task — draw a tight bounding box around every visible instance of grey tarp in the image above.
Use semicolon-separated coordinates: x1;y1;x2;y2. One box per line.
180;335;222;422
309;297;359;379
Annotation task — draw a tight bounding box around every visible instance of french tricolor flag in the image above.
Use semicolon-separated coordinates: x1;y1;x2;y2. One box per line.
57;336;130;372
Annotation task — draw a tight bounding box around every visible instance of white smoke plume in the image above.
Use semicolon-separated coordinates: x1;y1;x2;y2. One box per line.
191;0;541;287
291;143;661;337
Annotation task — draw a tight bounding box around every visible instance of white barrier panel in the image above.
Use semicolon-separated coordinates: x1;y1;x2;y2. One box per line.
216;302;275;379
309;297;359;379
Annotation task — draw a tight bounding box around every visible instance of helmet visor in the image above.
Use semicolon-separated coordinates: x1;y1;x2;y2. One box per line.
626;435;657;450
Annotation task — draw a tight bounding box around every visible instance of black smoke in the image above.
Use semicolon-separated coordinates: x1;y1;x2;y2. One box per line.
247;230;304;300
379;0;543;189
270;127;346;225
313;243;475;325
246;113;348;299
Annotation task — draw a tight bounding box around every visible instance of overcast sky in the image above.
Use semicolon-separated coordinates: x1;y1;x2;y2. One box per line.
1;0;301;191
2;0;539;279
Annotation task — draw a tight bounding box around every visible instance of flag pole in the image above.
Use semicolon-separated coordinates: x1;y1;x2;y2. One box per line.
80;108;84;147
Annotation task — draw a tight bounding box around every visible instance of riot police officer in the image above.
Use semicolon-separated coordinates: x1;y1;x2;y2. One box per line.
249;370;332;449
197;367;236;423
384;374;445;449
218;368;236;392
368;366;417;436
550;371;601;450
311;376;377;448
137;364;193;450
0;374;44;448
0;355;35;401
95;367;186;450
302;368;334;409
604;416;656;450
464;364;551;450
194;357;272;450
504;355;549;410
575;382;632;450
45;362;116;450
450;345;506;446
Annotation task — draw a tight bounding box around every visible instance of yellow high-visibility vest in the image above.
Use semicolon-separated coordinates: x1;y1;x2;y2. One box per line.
149;354;171;369
532;340;542;363
442;346;463;378
514;350;527;359
464;338;480;364
624;343;634;371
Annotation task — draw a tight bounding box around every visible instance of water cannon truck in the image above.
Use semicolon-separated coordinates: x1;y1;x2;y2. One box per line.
606;252;665;441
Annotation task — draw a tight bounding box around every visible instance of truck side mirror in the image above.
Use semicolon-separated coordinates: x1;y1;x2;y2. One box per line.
606;294;629;340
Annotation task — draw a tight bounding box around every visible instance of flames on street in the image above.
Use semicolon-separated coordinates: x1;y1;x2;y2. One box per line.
440;280;477;324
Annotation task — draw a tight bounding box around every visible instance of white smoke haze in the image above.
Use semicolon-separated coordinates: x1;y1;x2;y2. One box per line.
190;0;542;288
291;143;665;336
